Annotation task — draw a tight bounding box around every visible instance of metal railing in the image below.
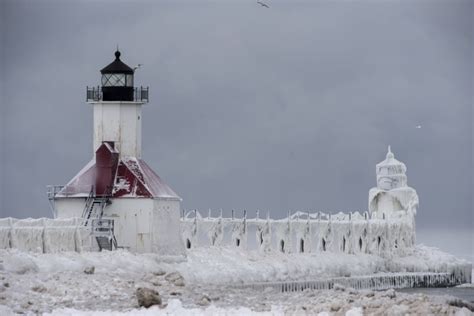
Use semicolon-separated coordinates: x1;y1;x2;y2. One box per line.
86;86;100;101
46;185;65;200
86;86;149;103
134;86;149;102
91;218;118;250
91;218;115;237
234;273;461;292
47;184;94;198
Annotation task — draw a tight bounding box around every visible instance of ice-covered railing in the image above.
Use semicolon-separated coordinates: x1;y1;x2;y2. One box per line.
235;272;472;292
180;209;416;257
0;217;94;253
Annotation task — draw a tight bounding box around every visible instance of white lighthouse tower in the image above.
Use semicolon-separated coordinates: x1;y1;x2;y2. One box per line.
368;146;419;219
48;50;184;255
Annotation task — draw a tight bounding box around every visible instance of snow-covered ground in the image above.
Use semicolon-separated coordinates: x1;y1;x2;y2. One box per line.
0;246;472;315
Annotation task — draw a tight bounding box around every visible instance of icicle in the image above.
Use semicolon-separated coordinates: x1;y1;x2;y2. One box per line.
42;218;47;254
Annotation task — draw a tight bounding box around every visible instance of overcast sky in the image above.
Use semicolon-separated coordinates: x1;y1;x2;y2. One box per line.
0;1;472;253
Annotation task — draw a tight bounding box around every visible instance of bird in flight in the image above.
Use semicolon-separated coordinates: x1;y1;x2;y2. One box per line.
415;125;422;129
257;1;269;8
134;64;143;71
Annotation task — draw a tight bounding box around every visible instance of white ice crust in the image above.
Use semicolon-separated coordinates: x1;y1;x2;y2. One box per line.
368;146;419;219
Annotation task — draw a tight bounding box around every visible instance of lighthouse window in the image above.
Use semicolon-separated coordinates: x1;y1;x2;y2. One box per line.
126;74;134;87
102;73;126;87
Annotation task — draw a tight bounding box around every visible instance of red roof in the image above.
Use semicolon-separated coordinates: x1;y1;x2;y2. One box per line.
57;157;180;200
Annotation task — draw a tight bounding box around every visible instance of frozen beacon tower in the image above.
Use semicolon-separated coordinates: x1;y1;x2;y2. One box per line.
48;50;184;255
368;146;419;219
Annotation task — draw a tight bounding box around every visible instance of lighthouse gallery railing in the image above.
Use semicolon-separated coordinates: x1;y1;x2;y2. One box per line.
86;86;149;102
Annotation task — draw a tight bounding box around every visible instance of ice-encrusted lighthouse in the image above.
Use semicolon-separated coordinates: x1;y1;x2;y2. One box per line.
47;50;184;255
369;146;419;220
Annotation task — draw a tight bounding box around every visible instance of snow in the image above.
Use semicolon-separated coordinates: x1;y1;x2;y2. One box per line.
0;244;470;286
113;178;131;193
1;223;469;284
42;300;285;316
0;247;471;314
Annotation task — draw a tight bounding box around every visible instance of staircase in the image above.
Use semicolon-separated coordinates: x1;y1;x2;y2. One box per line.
96;237;111;251
81;186;118;251
92;218;118;251
82;190;110;227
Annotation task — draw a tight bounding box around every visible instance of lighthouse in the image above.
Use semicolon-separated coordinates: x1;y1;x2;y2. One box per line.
48;50;184;255
368;146;419;220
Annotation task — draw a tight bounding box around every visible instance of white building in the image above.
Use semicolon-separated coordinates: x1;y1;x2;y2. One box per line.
49;50;184;255
368;146;419;220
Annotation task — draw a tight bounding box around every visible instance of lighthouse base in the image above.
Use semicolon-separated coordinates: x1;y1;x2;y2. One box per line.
55;197;184;255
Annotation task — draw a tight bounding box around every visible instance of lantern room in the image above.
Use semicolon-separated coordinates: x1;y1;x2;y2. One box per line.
86;50;149;103
100;50;135;101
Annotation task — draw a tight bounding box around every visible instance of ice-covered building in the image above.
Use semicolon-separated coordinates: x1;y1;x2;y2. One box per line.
180;146;419;257
368;146;419;220
46;50;184;255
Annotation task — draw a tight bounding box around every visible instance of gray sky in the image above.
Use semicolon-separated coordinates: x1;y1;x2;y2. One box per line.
0;1;472;251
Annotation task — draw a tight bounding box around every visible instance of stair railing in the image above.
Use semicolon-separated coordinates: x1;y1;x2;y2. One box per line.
91;218;118;251
81;186;96;225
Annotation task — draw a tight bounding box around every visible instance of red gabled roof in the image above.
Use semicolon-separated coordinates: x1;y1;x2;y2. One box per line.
57;157;180;200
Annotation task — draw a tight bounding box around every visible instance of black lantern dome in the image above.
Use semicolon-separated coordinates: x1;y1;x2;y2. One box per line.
100;50;134;101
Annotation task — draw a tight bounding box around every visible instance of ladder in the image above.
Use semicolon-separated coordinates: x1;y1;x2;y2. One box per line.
83;196;110;226
82;185;113;226
81;186;118;251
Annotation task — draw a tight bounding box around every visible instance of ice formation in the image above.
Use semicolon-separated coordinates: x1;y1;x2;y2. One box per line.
180;147;420;259
0;218;90;253
0;147;470;289
368;146;419;220
181;209;415;258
